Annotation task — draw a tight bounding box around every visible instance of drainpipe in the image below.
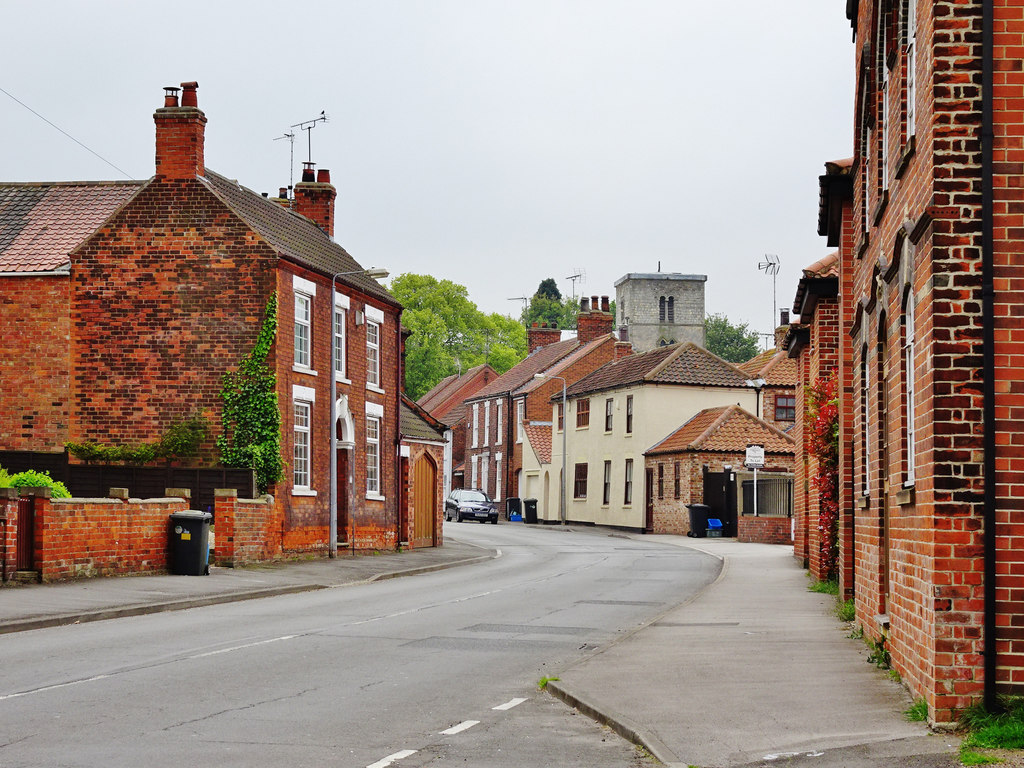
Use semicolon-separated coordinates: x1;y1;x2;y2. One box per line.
396;312;403;550
982;0;997;713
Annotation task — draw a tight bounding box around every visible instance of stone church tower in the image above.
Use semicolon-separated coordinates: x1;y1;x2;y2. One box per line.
614;272;706;353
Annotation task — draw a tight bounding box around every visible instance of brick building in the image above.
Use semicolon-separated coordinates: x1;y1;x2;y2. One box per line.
460;296;622;504
783;251;841;578
0;182;142;451
2;81;407;555
832;0;1024;722
539;342;758;530
737;316;799;433
417;363;497;498
645;404;795;541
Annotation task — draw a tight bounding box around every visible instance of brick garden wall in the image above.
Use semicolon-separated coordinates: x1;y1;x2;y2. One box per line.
0;275;70;452
35;494;187;582
738;515;792;545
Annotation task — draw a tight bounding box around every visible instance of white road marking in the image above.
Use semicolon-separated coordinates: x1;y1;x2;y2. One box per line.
189;634;296;658
440;720;480;735
366;749;417;768
0;675;110;702
492;697;528;710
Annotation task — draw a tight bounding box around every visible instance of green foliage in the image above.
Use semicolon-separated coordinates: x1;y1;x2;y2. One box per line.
904;698;927;722
704;313;760;363
159;414;208;458
807;577;839;595
959;700;1024;763
835;598;856;622
390;273;527;399
537;676;560;689
848;624;865;640
65;415;207;465
866;636;891;669
0;468;71;498
536;278;561;301
217;293;283;494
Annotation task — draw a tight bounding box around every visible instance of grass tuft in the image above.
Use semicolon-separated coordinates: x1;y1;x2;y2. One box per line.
904;698;927;722
538;676;560;690
957;695;1024;764
834;598;856;622
807;578;839;595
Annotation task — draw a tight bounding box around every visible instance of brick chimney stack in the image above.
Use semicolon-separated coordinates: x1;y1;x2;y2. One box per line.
774;309;792;348
154;81;207;180
528;322;562;353
293;162;337;237
577;294;614;345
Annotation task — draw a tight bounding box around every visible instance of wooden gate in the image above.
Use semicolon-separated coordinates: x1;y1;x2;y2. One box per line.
16;496;34;571
411;455;437;547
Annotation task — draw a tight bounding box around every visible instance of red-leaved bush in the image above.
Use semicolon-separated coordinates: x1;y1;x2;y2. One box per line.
808;372;839;578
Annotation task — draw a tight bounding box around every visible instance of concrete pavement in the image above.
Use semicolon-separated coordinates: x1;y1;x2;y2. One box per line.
548;535;962;768
0;531;964;767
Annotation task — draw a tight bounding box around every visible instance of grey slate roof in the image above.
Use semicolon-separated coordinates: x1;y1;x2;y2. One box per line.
201;171;397;306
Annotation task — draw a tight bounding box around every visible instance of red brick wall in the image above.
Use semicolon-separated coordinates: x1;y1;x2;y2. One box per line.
213;490;282;566
738;515;792;545
0;275;70;451
34;494;187;582
70;178;277;459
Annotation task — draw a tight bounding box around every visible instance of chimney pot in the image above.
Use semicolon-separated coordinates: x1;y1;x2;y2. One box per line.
317;168;331;184
532;322;539;328
580;297;590;312
180;81;199;108
781;309;790;325
279;187;288;199
163;86;180;107
591;295;599;310
301;162;316;182
601;295;610;312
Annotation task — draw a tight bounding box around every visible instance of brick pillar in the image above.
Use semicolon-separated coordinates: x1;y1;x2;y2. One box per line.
0;488;17;581
214;488;237;566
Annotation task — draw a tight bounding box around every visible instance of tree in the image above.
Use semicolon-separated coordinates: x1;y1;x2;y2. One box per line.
524;278;577;329
390;274;527;399
704;313;760;363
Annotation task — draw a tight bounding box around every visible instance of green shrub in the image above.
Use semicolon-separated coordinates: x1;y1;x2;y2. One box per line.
6;469;71;498
808;577;839;595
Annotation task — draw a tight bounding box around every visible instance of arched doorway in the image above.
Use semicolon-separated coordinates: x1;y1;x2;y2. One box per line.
336;395;355;546
412;453;438;547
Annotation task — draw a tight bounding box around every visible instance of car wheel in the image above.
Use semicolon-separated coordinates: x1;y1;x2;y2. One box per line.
491;518;497;525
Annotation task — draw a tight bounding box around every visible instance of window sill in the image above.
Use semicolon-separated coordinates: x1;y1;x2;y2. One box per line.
856;232;870;260
896;486;915;506
366;383;385;395
293;366;318;376
604;430;613;436
335;376;352;386
857;495;870;509
871;190;889;227
894;136;916;180
292;488;318;497
365;493;386;503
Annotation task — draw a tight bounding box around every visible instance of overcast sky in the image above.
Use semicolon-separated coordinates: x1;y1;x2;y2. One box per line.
3;1;853;339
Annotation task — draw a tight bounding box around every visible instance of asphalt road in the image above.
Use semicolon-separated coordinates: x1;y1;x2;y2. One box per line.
0;523;721;767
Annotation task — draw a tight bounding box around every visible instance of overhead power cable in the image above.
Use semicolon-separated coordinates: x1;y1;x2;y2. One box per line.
0;84;135;179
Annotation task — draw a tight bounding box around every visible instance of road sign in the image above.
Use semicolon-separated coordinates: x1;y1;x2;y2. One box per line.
745;444;765;468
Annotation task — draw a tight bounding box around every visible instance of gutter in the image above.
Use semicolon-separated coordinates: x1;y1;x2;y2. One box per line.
982;0;997;713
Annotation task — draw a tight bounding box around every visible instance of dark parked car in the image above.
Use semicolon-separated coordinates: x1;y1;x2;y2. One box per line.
445;488;498;524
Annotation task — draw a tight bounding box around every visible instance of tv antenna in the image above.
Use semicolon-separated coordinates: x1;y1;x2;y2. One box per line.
508;296;529;316
758;254;780;333
566;269;586;300
273;130;295;198
274;111;329;198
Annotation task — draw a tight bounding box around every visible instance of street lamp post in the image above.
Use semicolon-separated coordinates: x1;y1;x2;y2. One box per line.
330;266;389;558
534;373;567;524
